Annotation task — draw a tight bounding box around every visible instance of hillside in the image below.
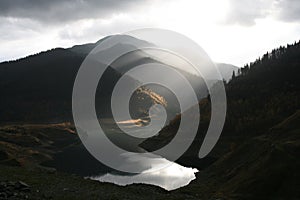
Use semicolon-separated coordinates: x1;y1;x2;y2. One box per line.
177;110;300;199
0;39;299;199
0;102;299;199
0;36;168;123
0;35;238;124
141;41;300;168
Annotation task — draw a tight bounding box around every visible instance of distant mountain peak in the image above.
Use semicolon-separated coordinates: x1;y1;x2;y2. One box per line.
215;63;239;81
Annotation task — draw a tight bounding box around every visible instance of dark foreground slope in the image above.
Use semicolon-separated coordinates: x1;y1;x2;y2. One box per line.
178;110;300;199
0;110;299;199
0;165;193;200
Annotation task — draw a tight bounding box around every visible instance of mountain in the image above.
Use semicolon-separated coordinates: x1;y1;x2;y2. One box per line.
143;40;300;146
0;35;237;124
1;36;299;199
0;36;165;123
216;63;239;82
140;40;300;198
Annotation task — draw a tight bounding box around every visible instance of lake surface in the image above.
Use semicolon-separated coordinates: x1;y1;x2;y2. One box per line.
90;156;198;191
89;118;198;191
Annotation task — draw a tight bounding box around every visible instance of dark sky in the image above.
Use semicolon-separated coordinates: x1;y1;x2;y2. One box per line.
0;0;141;23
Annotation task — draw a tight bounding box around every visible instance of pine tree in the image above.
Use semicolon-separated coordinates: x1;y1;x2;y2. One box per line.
231;70;236;80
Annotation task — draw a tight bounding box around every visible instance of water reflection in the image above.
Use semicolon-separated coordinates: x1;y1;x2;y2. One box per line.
89;118;198;190
90;156;198;191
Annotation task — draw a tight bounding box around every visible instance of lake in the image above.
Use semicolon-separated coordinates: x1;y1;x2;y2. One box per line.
89;118;199;191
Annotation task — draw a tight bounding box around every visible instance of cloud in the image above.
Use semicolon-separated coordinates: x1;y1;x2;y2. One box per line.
224;0;274;26
0;0;144;23
0;0;299;64
0;17;44;41
224;0;300;26
275;0;300;22
2;0;299;27
57;14;157;43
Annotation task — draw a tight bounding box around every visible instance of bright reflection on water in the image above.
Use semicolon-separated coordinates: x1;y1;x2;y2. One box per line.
90;156;198;191
90;119;198;191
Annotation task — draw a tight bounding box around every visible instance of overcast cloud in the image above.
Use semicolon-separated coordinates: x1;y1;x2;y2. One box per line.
225;0;274;26
225;0;300;26
1;0;299;25
1;0;300;65
276;0;300;22
0;0;145;23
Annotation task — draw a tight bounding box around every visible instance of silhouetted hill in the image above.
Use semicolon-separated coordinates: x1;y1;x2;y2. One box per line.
0;48;85;122
225;40;300;135
138;40;300;199
1;35;226;124
0;38;299;199
0;36;168;123
141;40;300;166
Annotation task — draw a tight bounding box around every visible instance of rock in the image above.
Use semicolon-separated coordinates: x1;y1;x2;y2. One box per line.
17;180;30;188
0;180;31;200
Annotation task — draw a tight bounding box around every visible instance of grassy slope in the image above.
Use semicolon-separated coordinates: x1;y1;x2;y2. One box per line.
177;111;300;199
